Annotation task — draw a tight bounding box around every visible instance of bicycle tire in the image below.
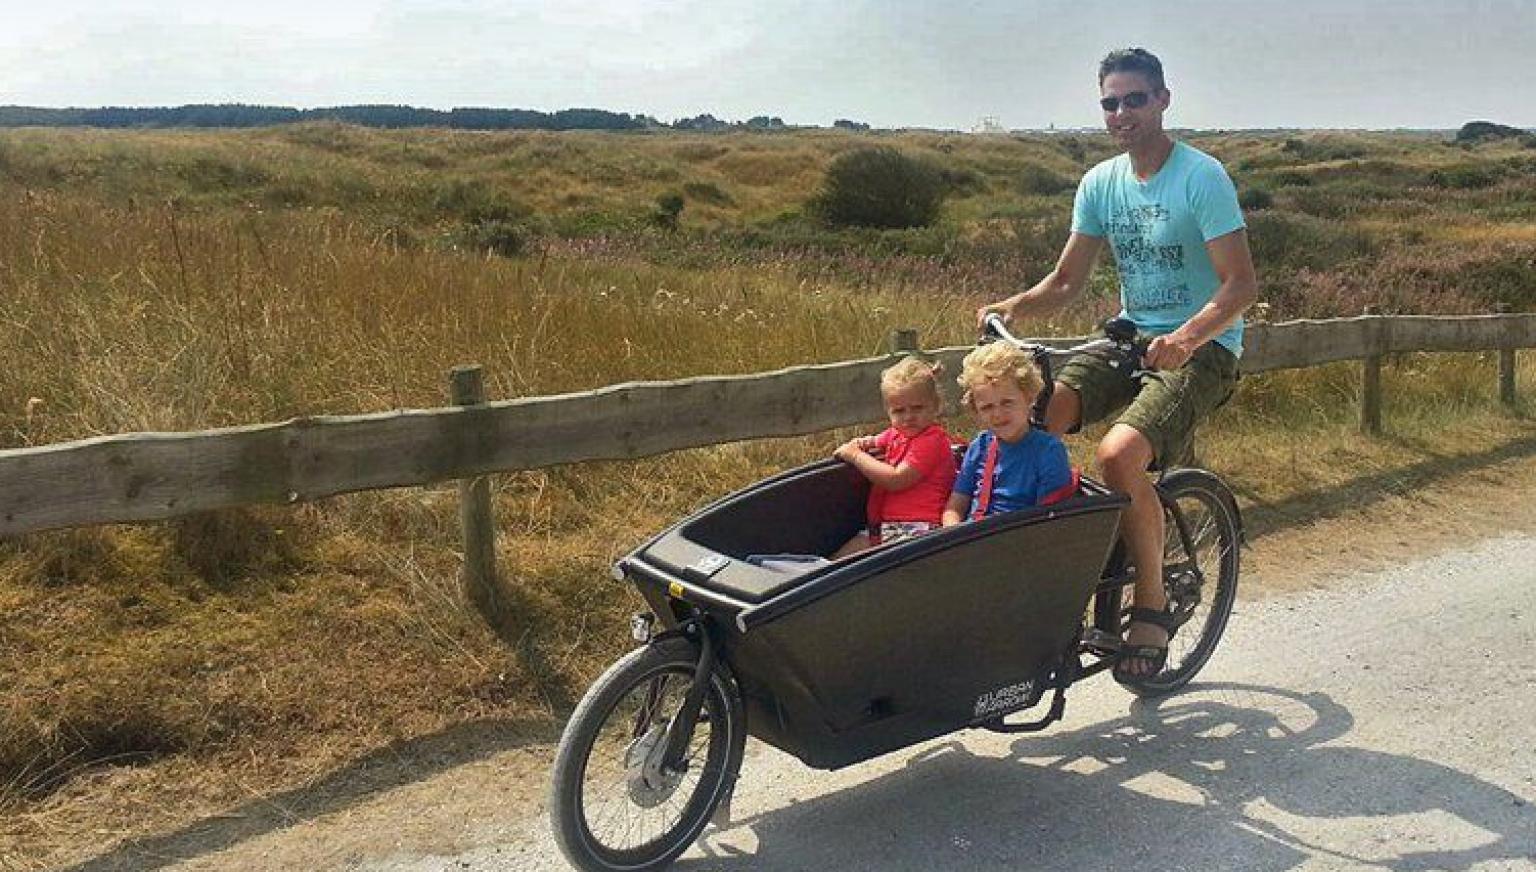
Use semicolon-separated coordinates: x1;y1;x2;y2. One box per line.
550;635;745;872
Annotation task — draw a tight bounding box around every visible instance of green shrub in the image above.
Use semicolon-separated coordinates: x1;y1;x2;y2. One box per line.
1016;163;1076;196
454;218;531;257
1246;211;1374;273
1266;169;1313;188
1428;165;1500;190
1455;120;1527;143
171;155;271;192
547;209;644;236
1282;185;1376;219
1238;186;1274;210
682;180;733;206
1055;136;1087;164
727;211;959;260
651;192;684;231
1276;136;1370;163
809;147;946;229
432;178;529;222
937;165;988;196
371;215;421;250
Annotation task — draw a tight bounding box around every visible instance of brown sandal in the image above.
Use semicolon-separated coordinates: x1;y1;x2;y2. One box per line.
1112;606;1176;684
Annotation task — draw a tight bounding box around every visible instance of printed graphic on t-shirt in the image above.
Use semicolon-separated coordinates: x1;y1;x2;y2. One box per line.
1130;282;1192;313
1109;203;1191;312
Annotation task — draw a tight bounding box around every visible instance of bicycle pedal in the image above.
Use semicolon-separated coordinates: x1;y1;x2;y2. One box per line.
1082;628;1121;655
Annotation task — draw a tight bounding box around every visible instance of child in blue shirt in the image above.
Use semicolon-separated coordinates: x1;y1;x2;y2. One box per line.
943;342;1076;524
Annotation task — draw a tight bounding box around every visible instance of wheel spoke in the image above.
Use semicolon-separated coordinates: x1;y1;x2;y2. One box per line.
574;664;724;853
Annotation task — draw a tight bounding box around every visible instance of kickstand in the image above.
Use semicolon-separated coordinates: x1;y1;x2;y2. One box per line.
986;680;1069;734
711;784;735;827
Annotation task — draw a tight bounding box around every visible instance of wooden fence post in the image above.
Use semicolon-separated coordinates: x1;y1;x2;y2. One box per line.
1498;304;1517;407
889;328;920;354
450;365;514;636
1360;305;1382;435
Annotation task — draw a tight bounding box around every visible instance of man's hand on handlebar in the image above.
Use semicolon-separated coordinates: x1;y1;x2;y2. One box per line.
976;299;1013;331
1142;334;1198;370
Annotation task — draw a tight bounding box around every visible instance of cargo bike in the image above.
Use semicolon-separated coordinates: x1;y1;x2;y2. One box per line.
549;318;1244;871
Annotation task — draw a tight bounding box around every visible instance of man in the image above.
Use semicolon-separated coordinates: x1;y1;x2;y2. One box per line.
978;47;1257;682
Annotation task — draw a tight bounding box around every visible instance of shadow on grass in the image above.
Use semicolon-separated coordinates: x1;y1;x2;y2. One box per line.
57;716;559;872
1228;431;1536;540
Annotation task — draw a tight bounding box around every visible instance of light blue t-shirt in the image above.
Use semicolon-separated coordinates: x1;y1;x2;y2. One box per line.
1071;141;1247;357
953;429;1073;518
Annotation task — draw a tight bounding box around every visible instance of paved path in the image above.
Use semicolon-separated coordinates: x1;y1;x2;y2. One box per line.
463;535;1536;871
110;534;1536;872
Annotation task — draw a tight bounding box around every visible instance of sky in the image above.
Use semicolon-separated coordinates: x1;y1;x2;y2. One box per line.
1;0;1534;131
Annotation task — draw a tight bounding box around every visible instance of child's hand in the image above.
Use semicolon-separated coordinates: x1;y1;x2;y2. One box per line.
834;438;867;462
858;435;885;457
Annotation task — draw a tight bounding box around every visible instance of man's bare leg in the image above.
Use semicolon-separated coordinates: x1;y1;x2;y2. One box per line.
1044;387;1167;676
1096;424;1167;676
1044;386;1161;675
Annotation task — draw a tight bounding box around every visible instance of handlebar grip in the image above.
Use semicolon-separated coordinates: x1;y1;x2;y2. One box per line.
981;313;1010;342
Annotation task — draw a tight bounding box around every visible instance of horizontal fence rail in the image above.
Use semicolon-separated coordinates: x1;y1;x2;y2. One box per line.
2;313;1533;539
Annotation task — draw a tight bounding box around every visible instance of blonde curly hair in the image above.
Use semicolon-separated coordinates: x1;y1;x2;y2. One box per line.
956;342;1044;409
880;355;943;403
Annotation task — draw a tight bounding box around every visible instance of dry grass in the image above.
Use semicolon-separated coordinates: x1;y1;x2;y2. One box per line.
0;126;1534;867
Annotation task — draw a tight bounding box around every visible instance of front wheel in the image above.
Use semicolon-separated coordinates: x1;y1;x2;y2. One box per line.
1125;468;1242;697
550;635;746;872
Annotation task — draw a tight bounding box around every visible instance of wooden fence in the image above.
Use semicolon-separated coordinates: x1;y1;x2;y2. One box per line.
1;312;1532;631
2;312;1532;541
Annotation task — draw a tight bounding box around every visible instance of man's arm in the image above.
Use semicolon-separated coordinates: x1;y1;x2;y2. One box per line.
1143;228;1259;369
977;232;1105;326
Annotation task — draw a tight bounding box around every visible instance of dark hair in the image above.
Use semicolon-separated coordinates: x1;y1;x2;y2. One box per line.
1098;48;1166;92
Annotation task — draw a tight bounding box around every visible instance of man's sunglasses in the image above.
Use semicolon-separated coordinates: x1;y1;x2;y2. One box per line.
1099;91;1152;113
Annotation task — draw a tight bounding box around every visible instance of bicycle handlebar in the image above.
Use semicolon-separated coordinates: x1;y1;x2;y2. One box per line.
981;314;1146;367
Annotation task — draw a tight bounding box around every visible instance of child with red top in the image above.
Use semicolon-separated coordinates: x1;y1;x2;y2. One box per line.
832;356;958;558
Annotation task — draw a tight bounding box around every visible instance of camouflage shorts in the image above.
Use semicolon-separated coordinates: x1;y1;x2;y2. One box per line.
1056;341;1238;468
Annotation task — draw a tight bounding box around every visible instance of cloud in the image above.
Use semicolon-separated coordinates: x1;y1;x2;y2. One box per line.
0;0;1530;127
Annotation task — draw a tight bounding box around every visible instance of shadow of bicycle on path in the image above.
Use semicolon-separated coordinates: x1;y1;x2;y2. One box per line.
684;684;1534;871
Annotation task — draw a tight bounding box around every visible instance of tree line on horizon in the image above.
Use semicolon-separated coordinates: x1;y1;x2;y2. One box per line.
0;103;875;132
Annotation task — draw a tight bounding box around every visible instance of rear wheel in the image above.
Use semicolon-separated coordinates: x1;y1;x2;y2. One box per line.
1124;468;1241;697
550;636;745;872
